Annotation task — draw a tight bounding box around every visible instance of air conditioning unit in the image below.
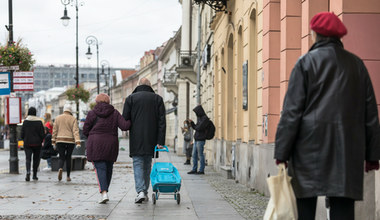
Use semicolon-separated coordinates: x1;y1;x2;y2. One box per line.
181;56;191;66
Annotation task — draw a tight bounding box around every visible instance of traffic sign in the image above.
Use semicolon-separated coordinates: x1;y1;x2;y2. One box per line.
0;72;11;95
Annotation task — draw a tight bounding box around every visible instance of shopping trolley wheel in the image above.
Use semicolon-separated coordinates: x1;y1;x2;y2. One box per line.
176;193;180;205
152;193;156;205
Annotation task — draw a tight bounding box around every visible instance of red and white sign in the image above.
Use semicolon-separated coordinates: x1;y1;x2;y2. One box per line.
14;84;34;90
5;97;22;124
13;71;34;91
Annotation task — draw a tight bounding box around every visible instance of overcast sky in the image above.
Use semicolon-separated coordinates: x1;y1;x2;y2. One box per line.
0;0;182;69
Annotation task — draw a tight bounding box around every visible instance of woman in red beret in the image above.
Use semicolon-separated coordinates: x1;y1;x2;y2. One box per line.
274;12;380;219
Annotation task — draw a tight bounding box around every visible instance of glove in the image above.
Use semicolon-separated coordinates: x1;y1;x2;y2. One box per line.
276;159;288;168
365;161;379;172
156;144;164;149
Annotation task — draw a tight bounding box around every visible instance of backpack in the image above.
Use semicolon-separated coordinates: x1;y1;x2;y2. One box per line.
205;119;215;140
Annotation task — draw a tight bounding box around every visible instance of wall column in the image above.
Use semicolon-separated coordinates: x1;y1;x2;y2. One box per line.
262;0;281;143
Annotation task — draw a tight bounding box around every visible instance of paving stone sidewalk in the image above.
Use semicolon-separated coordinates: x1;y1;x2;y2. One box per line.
0;139;268;219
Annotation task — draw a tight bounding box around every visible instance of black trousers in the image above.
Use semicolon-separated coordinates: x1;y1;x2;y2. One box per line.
57;143;74;177
24;145;41;175
297;197;355;220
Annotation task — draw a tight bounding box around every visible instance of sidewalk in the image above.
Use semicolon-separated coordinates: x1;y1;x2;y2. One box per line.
0;139;267;220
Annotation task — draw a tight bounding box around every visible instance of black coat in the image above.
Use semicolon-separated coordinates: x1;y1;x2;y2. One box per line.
122;85;166;157
21;116;45;147
191;105;209;141
41;133;57;159
275;38;380;200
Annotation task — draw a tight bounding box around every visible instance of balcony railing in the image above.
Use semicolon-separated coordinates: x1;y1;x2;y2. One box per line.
163;70;178;85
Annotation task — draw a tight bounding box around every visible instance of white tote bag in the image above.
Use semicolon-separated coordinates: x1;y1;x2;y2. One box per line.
263;163;298;220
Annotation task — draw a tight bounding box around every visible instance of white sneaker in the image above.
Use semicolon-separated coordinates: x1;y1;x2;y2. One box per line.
43;167;51;171
98;192;109;204
135;192;145;203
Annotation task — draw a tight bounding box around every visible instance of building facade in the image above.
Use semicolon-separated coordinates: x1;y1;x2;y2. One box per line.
207;0;380;218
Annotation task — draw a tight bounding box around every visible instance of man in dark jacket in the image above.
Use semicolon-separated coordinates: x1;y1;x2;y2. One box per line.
122;78;166;203
275;12;380;219
21;107;45;181
187;105;209;175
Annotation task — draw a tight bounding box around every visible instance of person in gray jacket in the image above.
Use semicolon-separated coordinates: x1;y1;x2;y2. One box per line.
274;12;380;219
182;119;193;165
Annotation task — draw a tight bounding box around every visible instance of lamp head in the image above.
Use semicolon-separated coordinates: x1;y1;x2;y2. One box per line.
86;46;92;59
61;7;70;27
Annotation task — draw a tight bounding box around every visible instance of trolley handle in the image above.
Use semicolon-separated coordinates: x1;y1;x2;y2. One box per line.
154;145;169;152
153;145;171;163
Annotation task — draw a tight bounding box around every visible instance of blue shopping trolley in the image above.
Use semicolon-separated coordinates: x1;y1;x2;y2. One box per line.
150;145;182;204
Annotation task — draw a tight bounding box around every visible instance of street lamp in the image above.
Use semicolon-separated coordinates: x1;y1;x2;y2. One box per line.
60;0;83;120
85;35;100;94
100;60;111;97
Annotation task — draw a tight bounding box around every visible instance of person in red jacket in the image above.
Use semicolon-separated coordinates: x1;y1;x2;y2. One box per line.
44;112;53;134
274;12;380;219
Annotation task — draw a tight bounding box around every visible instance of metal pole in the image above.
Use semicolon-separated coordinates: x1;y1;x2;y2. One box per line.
8;0;18;174
75;0;80;120
196;4;201;105
96;44;99;94
107;66;110;96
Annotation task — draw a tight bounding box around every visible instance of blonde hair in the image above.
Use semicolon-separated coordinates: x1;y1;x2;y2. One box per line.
44;113;52;122
95;93;110;104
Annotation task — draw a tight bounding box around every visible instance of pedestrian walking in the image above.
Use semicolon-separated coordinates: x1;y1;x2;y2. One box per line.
83;93;131;204
44;112;53;134
122;78;166;203
40;126;57;170
187;105;210;175
52;104;81;182
21;107;45;181
181;119;193;165
274;12;380;220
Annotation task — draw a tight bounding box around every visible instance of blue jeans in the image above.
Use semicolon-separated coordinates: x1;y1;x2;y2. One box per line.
93;161;114;193
191;140;205;172
47;158;52;168
132;156;152;194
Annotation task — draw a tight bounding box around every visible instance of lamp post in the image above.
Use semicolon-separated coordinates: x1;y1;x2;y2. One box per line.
85;36;100;94
60;0;83;120
6;0;18;174
100;60;110;96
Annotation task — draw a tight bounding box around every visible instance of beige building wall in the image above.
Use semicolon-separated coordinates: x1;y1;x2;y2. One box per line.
211;0;261;172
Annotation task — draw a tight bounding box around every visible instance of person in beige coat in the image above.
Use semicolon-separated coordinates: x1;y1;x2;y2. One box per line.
52;104;81;182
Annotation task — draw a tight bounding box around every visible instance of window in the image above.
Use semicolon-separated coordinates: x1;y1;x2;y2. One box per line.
55;81;61;86
62;73;68;78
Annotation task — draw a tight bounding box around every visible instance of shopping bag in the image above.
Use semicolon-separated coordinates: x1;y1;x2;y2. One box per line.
263;163;298;220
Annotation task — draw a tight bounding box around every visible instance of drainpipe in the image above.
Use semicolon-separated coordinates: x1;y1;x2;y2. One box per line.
196;4;201;105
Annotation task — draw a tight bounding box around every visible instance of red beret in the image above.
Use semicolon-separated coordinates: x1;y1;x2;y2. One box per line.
310;12;347;38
